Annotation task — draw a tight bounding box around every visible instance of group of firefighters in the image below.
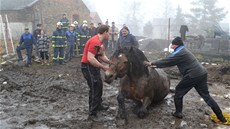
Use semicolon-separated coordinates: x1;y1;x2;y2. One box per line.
16;13;120;66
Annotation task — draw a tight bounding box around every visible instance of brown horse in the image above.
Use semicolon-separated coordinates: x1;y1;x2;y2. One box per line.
104;47;170;121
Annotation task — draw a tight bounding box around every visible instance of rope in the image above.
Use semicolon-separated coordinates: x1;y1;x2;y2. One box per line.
210;112;230;125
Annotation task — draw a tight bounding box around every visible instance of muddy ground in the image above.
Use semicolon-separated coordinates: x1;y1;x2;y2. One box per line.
0;50;230;129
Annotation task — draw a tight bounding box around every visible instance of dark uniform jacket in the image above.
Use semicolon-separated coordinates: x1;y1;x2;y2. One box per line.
155;46;207;78
52;28;67;47
79;26;90;46
60;18;70;31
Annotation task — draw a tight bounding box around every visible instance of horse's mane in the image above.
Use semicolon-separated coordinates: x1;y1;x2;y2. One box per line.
112;47;149;77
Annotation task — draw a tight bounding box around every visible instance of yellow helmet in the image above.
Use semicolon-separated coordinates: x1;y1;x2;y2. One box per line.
57;22;63;26
69;24;75;27
83;20;87;24
82;24;88;27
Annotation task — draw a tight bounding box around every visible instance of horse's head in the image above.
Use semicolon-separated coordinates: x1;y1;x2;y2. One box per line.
104;48;129;84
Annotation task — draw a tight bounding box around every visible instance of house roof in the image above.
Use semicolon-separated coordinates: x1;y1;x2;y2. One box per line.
90;12;102;23
0;0;39;11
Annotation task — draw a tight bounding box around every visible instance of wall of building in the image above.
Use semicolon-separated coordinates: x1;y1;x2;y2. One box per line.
33;0;91;34
0;0;91;39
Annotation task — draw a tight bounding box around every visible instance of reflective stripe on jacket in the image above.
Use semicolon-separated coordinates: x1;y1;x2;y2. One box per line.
52;28;66;47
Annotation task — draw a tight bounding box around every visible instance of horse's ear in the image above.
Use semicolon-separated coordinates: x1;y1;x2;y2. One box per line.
118;46;123;53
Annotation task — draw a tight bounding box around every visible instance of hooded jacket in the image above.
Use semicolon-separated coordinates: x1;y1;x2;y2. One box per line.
117;33;139;49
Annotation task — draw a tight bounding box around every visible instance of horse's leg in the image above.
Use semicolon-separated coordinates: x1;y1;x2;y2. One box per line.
137;97;151;119
117;93;127;121
132;100;142;115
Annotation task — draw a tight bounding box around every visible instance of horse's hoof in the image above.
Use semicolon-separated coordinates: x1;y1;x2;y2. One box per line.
138;112;147;119
137;108;148;119
132;107;139;115
120;113;126;119
116;112;127;119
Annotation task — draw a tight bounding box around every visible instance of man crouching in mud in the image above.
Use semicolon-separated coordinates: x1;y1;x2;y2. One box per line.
81;25;111;121
145;37;227;123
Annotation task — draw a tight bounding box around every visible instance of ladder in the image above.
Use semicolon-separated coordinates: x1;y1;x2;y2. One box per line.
0;14;15;55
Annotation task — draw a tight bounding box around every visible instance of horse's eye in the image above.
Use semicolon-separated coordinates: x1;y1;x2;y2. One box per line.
124;61;128;64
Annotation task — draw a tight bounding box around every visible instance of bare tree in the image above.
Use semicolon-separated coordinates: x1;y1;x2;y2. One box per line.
119;1;142;35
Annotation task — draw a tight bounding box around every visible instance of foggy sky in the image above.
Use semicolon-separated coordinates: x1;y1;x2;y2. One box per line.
83;0;230;26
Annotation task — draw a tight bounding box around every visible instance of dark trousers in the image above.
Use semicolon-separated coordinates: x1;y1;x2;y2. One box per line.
78;45;85;56
73;44;78;56
39;51;49;60
81;63;103;115
180;32;186;41
174;73;225;120
109;40;117;50
104;39;108;49
16;45;33;64
34;43;39;57
53;47;65;63
65;44;74;61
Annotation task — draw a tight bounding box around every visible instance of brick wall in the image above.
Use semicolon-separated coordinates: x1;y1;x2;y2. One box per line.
0;0;91;37
33;0;91;34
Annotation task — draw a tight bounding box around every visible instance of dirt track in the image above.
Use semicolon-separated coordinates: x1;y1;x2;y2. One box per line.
0;54;230;129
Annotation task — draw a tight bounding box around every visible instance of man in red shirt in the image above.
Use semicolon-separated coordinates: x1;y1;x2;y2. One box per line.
81;25;111;120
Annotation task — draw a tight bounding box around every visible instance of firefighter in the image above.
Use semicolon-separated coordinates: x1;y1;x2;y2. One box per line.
65;24;77;62
16;27;35;67
83;20;88;25
73;21;80;33
78;23;90;56
73;21;80;56
60;14;70;33
52;22;67;65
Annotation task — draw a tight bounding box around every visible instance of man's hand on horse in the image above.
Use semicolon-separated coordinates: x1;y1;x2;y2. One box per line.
143;61;157;68
101;65;109;71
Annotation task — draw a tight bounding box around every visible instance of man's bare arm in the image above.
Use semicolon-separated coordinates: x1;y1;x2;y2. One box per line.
87;51;108;71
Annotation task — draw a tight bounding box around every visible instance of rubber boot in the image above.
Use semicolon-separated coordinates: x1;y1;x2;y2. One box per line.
41;60;44;65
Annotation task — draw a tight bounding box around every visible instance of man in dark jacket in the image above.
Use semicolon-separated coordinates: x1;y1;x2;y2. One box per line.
33;23;42;60
89;22;97;37
145;37;227;123
16;27;35;67
179;25;189;41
